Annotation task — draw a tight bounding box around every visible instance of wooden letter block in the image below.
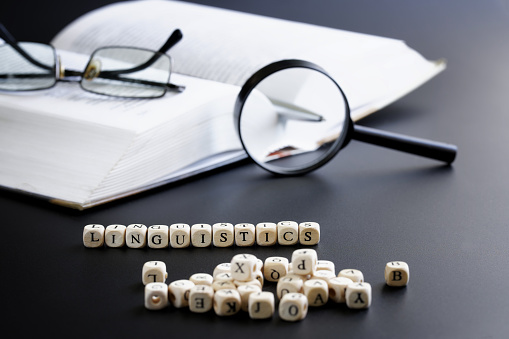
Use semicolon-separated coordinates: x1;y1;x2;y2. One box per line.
191;223;212;247
338;268;364;283
303;279;329;307
212;223;234;247
126;224;147;249
312;270;336;283
234;279;262;289
189;285;214;313
168;279;195;308
264;256;289;282
279;293;308;322
299;222;320;245
190;273;214;286
277;221;299;245
255;222;277;246
214;272;233;282
213;263;231;277
328;277;353;303
385;261;410;287
169;223;190;248
249;291;275;319
144;282;168;310
147;225;169;249
105;224;125;248
291;249;318;276
316;260;335;273
345;282;372;309
212;280;237;292
234;223;256;246
142;261;167;285
277;274;304;299
231;253;258;282
213;289;241;316
237;284;261;311
83;224;104;248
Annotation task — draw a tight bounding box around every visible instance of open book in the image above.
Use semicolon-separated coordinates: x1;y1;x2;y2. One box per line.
0;0;445;209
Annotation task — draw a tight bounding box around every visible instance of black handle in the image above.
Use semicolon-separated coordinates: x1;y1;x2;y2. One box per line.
352;125;457;164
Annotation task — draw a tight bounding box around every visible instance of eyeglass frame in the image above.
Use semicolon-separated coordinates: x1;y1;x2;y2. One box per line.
0;22;185;98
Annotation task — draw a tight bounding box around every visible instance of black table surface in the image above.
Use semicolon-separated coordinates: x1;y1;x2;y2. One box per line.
2;1;509;338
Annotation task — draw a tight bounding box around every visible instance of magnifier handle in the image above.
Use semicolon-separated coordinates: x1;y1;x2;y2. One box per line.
352;125;457;164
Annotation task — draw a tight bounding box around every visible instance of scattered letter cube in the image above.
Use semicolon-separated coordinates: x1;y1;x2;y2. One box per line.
328;277;353;303
168;279;195;308
345;282;372;309
213;289;241;316
83;224;105;248
189;273;214;286
277;274;304;299
144;282;168;310
237;284;261;311
142;261;167;285
249;291;275;319
189;285;214;313
264;256;289;282
279;293;308;322
303;279;329;307
338;268;364;282
291;249;318;276
385;261;410;287
231;253;258;282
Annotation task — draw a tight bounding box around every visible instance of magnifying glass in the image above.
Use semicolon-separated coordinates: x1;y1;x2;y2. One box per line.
234;59;457;175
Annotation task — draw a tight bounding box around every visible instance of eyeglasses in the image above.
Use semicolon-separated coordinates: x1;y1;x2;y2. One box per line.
234;59;457;175
0;22;185;98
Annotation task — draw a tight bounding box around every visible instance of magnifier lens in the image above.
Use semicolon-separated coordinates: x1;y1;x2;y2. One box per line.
238;66;350;175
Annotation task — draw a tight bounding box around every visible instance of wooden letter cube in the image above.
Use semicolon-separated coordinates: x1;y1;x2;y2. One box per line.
169;223;190;248
189;285;214;313
83;224;104;248
237;284;261;311
249;291;275;319
234;223;256;246
385;261;410;287
144;282;168;310
212;280;237;292
255;222;277;246
189;273;214;286
299;222;320;245
291;249;318;275
142;261;167;285
277;221;299;245
316;260;335;273
338;268;364;282
312;270;336;283
213;289;241;316
191;224;212;247
168;279;195;308
231;253;258;281
213;263;231;277
264;256;289;282
279;293;308;322
346;282;372;309
212;223;234;247
105;224;125;248
126;224;147;249
277;274;304;299
147;225;169;249
328;277;353;303
303;279;329;307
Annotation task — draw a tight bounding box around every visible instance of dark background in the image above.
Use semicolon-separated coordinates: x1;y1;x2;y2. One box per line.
1;0;509;338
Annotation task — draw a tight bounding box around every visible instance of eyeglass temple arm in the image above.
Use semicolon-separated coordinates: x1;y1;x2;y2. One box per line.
102;29;183;76
0;22;53;71
352;124;457;164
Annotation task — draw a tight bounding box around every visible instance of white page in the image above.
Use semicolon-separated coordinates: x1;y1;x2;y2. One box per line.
51;0;445;120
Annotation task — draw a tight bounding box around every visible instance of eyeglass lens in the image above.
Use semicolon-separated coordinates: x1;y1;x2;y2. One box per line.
0;41;56;91
80;47;172;98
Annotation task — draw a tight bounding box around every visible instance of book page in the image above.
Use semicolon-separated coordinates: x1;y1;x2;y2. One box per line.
51;0;445;120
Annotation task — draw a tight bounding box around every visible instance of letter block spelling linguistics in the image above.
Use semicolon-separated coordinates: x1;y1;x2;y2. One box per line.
277;221;299;245
170;223;190;248
255;222;278;246
234;223;256;246
299;222;320;245
191;224;212;247
147;225;169;249
83;224;104;248
126;224;147;249
212;223;234;247
105;224;126;247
